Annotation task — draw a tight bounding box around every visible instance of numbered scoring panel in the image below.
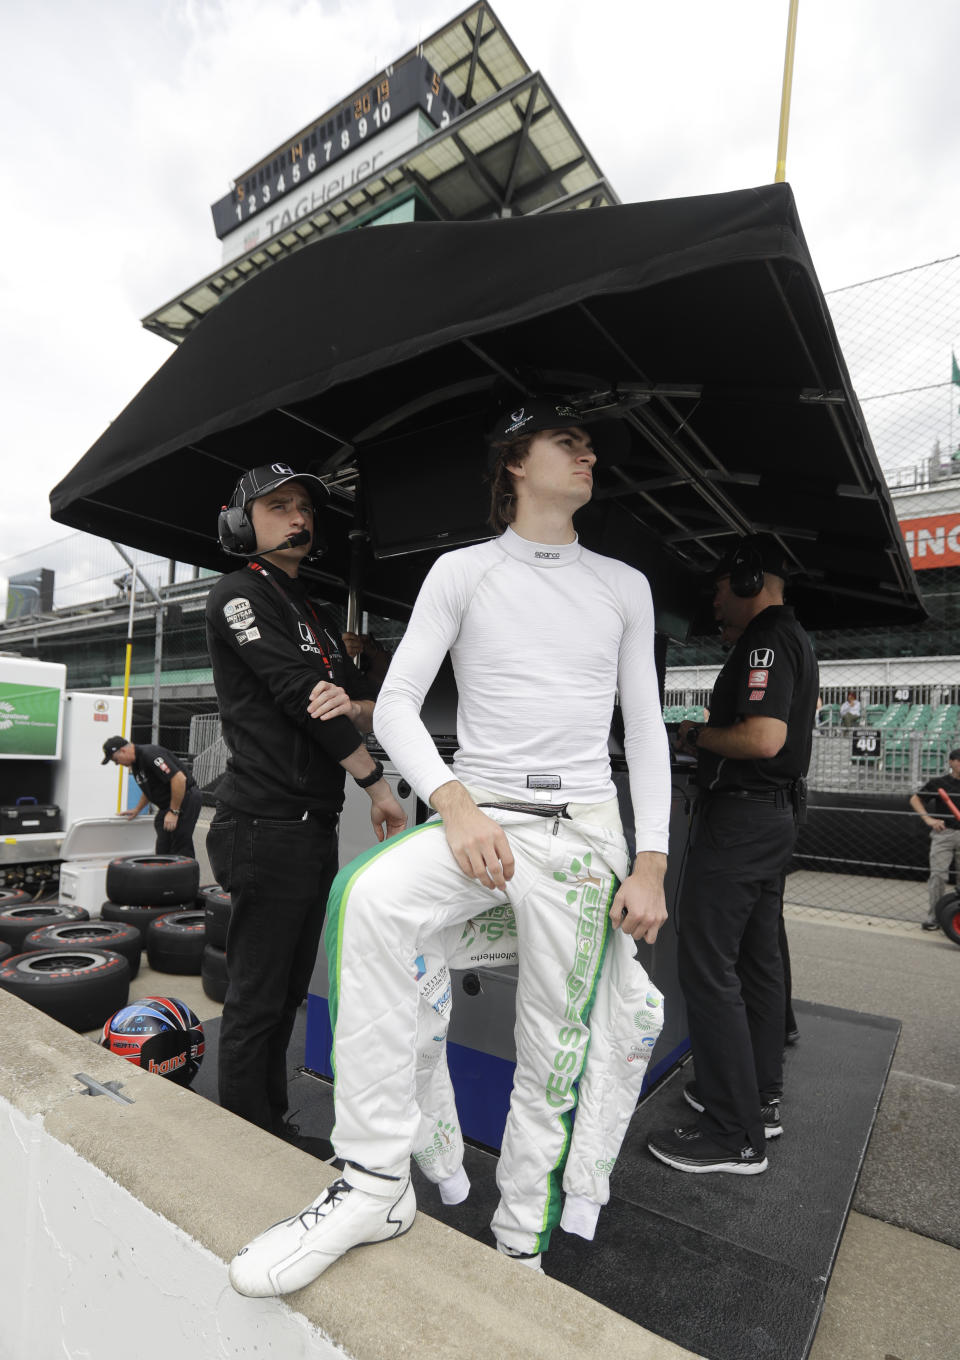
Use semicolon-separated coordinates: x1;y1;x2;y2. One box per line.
851;728;883;761
210;55;462;239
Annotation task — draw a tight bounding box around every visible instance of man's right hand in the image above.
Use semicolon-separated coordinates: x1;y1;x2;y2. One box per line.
431;781;515;890
121;809;139;820
929;818;946;833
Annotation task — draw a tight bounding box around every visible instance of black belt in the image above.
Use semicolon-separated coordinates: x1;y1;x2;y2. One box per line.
712;788;792;808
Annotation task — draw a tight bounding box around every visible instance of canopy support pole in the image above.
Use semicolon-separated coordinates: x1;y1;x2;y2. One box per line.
775;0;801;183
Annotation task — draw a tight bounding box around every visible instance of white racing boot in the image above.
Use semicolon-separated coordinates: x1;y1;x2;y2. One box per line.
229;1168;416;1297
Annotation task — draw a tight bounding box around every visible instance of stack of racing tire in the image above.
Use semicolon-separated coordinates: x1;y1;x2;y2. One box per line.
0;855;202;1032
199;885;231;1003
101;855;206;978
0;888;130;1032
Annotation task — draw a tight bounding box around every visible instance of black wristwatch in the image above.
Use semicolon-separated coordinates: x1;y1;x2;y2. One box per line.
685;725;701;747
354;760;385;789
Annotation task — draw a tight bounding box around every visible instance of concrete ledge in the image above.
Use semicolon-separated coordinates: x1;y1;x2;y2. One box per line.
0;990;698;1360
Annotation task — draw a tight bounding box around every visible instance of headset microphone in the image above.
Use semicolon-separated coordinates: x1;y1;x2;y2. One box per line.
235;528;311;558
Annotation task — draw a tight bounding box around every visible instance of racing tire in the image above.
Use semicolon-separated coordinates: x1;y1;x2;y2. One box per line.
0;941;10;964
0;889;31;908
0;949;130;1032
106;856;199;906
200;885;232;949
0;902;90;953
146;910;206;975
100;902;180;936
936;891;960;946
24;921;143;980
201;942;229;1003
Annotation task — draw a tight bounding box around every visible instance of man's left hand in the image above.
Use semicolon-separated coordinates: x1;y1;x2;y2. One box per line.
163;810;179;832
307;682;357;723
610;855;668;943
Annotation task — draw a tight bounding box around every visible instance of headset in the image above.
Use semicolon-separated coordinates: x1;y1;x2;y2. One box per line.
217;494;326;558
728;539;766;598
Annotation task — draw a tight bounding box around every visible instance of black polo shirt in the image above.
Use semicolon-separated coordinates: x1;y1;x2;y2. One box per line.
697;605;819;793
132;744;194;810
916;773;960;825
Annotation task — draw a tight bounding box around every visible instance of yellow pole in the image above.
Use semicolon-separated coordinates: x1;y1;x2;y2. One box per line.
117;580;136;813
774;0;801;183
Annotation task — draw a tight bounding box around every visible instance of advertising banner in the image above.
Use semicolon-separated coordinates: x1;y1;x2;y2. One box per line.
0;659;65;759
899;513;960;570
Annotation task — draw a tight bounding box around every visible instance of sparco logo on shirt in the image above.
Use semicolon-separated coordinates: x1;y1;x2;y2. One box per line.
534;551;560;560
749;648;775;668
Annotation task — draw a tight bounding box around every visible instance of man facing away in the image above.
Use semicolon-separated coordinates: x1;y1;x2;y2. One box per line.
229;398;672;1296
649;535;818;1174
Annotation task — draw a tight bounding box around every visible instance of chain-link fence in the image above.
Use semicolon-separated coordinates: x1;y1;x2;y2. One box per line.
826;253;960;488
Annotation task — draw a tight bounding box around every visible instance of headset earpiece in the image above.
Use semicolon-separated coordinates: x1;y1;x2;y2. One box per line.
729;542;765;598
218;505;256;556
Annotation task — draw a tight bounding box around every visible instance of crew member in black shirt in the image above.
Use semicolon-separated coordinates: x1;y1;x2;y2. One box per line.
648;534;819;1175
909;749;960;930
205;463;406;1136
101;736;201;857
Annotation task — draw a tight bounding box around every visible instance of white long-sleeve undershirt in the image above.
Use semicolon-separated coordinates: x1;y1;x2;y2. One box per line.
373;527;671;855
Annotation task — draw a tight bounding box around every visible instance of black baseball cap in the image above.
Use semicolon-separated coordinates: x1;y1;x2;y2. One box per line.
713;533;793;581
101;735;130;764
228;463;329;511
487;398;630;470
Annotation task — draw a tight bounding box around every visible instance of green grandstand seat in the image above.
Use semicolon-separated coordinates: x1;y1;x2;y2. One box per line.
920;739;950;774
819;704;840;727
883;737;911;772
866;705;887;725
684;705;707;722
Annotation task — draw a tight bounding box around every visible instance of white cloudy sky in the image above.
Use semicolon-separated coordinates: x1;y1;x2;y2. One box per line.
2;0;959;575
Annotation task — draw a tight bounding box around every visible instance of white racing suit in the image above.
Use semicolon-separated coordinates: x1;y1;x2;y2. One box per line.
325;803;664;1256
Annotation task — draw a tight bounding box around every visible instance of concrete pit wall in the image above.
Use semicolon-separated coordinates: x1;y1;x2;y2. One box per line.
0;990;696;1360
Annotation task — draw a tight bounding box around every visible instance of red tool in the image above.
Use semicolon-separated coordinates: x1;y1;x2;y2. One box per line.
937;787;960;821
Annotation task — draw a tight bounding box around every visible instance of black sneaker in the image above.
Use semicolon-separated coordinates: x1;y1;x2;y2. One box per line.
648;1124;768;1175
921;920;940;932
683;1081;783;1139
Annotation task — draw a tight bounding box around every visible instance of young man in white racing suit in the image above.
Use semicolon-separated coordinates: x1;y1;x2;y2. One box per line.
229;398;671;1296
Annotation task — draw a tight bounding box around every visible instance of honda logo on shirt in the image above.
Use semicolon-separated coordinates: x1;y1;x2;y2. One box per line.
749;648;775;668
298;622;313;643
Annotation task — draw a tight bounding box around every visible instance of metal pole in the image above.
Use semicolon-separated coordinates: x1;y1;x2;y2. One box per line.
118;576;136;814
112;546;167;796
345;530;366;667
151;603;164;743
774;0;801;183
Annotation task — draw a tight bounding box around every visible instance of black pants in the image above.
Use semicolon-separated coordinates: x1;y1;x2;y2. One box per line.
677;793;797;1154
206;804;339;1132
154;787;202;858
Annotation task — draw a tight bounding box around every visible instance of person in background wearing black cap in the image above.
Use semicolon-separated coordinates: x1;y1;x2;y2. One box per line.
204;463;406;1139
648;533;819;1175
909;749;960;930
228;399;671;1298
101;735;201;858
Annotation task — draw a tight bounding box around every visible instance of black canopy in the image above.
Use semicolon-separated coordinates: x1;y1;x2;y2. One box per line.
51;183;923;635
